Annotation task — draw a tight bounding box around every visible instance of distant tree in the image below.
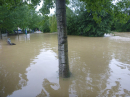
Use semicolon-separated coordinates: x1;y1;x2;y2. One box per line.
0;6;16;37
49;14;57;33
67;6;113;36
111;7;130;32
79;0;130;22
28;10;42;31
12;5;30;34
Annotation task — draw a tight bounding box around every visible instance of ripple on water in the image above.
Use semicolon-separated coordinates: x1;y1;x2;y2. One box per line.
105;58;130;96
110;36;130;42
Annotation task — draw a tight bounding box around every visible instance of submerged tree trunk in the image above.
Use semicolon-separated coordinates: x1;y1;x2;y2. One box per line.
17;27;19;36
56;0;70;78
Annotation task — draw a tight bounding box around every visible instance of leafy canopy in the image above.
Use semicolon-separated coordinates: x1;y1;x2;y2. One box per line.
79;0;130;23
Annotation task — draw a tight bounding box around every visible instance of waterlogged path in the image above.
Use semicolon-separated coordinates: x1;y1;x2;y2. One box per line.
0;32;130;97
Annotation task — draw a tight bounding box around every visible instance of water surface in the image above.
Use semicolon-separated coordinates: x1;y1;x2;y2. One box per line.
0;32;130;97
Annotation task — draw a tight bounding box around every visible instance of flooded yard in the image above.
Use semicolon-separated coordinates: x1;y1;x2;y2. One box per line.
0;32;130;97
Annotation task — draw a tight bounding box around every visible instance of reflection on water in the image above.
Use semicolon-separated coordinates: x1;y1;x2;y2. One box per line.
0;32;130;97
106;58;130;96
8;50;59;97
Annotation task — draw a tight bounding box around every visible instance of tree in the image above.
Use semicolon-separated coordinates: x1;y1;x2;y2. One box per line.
114;20;130;32
66;6;114;37
0;0;31;37
13;5;30;35
56;0;70;78
0;6;16;38
40;15;50;32
28;10;43;31
111;7;130;32
79;0;130;22
49;14;57;33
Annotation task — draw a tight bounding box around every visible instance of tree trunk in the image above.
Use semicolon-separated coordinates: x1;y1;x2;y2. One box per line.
17;27;19;36
23;28;24;33
56;0;70;78
0;29;2;39
29;29;31;33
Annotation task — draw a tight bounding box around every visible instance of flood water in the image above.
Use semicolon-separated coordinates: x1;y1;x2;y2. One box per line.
0;32;130;97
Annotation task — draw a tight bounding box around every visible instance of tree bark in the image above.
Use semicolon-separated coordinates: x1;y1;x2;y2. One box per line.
56;0;70;78
0;29;2;39
17;27;19;36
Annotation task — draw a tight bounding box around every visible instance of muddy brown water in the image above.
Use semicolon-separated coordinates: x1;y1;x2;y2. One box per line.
0;32;130;97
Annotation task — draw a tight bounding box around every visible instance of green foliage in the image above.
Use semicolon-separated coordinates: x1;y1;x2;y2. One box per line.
0;0;47;34
41;19;50;33
37;16;50;32
0;2;32;33
0;0;22;9
39;0;54;15
39;0;70;15
49;15;57;32
1;0;130;36
13;5;30;28
0;6;16;31
112;19;130;32
66;5;113;37
110;5;130;32
28;10;42;30
79;0;130;23
31;0;41;6
42;25;50;32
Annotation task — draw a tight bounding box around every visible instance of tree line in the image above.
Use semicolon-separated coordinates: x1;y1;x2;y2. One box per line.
40;0;130;36
0;0;57;37
1;0;130;37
